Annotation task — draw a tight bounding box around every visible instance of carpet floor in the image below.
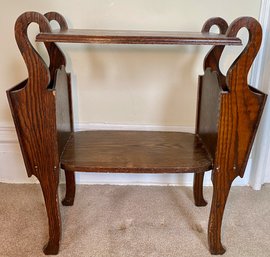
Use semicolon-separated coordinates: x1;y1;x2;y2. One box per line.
0;183;270;257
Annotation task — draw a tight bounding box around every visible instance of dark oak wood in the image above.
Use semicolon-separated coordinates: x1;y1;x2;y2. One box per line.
201;17;229;90
196;69;222;158
53;66;73;154
44;12;76;209
44;13;67;83
7;12;267;256
36;29;242;45
61;169;76;206
193;17;229;209
193;172;207;206
60;131;213;173
7;12;61;255
207;17;266;255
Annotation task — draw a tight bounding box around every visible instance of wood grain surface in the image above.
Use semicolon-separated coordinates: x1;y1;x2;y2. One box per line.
36;29;242;45
61;131;213;173
7;12;267;256
193;17;229;209
207;17;266;255
7;12;61;255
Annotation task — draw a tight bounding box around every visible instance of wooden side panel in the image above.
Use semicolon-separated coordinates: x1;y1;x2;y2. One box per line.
53;66;73;155
6;12;73;178
196;17;229;159
6;12;59;178
216;17;267;178
44;12;73;157
196;69;222;158
216;87;266;178
7;81;58;177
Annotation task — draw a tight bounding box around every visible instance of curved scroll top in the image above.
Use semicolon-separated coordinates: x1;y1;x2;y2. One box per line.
201;17;228;89
226;17;262;83
202;16;262;93
15;12;52;91
44;12;68;78
44;12;68;30
14;11;69;91
202;17;228;34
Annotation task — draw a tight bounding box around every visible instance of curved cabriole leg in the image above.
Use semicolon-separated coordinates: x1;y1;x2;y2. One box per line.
38;172;61;255
62;170;76;206
208;170;233;255
193;172;207;206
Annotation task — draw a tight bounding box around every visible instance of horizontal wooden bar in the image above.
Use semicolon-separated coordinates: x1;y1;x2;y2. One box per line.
36;29;242;45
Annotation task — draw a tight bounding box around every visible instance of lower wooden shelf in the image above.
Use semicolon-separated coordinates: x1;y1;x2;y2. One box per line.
60;131;213;173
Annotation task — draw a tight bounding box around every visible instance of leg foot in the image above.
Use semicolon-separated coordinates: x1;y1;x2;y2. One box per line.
43;240;59;255
209;243;226;255
39;172;61;255
193;172;207;206
62;170;76;206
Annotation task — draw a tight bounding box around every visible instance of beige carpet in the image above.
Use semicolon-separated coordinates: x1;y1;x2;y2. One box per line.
0;183;270;257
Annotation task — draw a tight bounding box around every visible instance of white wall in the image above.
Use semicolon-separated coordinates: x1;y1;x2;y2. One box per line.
0;0;261;185
248;0;270;189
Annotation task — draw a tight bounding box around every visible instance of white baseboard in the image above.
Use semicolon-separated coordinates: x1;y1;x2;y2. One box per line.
75;122;195;133
0;125;18;143
0;123;250;186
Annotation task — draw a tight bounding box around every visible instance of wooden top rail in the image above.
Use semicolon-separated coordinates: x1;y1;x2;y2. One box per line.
36;29;242;45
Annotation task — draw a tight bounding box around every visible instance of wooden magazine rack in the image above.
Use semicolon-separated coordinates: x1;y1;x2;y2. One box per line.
7;11;267;255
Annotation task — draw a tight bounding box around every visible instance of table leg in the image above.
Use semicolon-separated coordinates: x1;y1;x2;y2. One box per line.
62;170;76;206
193;172;207;206
38;172;61;255
208;169;232;255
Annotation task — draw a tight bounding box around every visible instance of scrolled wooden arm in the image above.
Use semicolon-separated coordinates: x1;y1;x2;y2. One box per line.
220;17;265;178
226;17;262;92
201;17;228;90
43;12;68;81
15;12;51;92
44;12;68;30
8;12;60;179
202;17;228;34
